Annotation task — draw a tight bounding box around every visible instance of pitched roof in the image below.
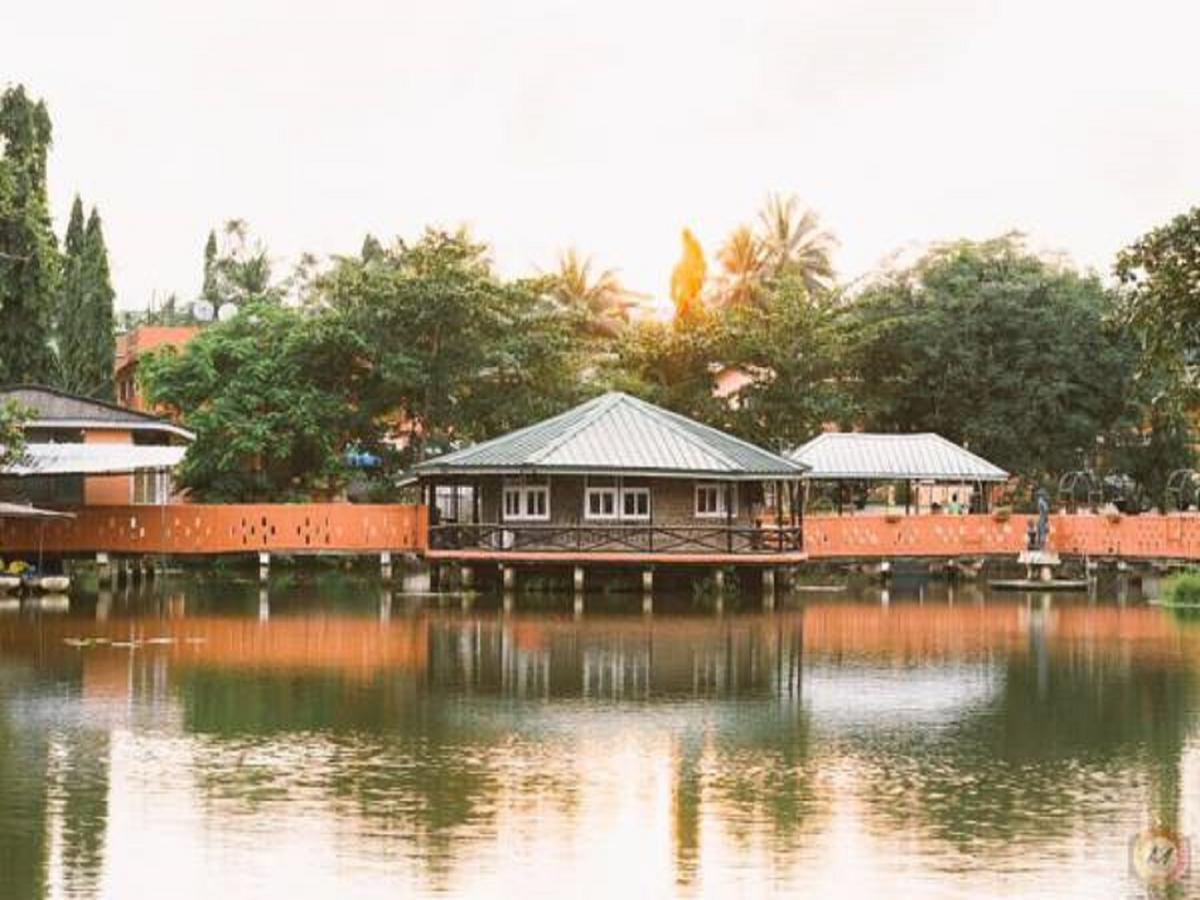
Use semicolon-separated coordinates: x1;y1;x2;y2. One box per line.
0;385;193;440
789;432;1009;482
416;392;805;479
4;443;187;477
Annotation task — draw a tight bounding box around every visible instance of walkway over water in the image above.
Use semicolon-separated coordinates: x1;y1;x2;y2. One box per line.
3;504;1200;563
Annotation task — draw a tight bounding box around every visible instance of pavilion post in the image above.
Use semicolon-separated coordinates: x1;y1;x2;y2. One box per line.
725;482;734;553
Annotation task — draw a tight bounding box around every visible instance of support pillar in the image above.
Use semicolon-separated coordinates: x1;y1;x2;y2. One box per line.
380;551;393;581
762;568;776;611
460;565;475;590
258;552;270;584
96;552;112;586
502;565;515;613
258;587;270;621
642;569;654;615
573;566;585;616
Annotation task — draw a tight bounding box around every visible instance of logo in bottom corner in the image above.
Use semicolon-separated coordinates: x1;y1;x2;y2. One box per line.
1130;824;1190;888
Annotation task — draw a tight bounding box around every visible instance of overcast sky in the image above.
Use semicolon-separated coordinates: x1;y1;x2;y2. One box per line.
5;0;1200;313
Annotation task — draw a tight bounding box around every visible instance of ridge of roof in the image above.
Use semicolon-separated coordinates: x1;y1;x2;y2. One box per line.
0;383;180;427
526;392;626;465
623;393;804;473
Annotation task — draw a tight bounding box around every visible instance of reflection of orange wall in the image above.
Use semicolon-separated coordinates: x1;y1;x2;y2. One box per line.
83;429;134;506
0;503;428;554
0;616;428;684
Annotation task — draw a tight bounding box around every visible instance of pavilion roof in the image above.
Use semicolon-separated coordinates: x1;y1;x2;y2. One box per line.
789;432;1009;482
416;392;805;480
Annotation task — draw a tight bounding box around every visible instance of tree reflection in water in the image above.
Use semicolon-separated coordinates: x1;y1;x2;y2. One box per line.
0;579;1198;897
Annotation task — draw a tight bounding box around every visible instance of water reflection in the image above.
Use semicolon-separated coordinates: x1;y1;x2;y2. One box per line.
0;576;1196;897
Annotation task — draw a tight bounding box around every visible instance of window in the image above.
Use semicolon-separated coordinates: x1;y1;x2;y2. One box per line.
622;488;650;520
585;486;650;521
695;482;736;518
585;487;618;520
502;483;550;521
133;469;171;505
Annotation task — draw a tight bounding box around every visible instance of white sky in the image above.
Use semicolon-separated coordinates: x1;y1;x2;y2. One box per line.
4;0;1200;313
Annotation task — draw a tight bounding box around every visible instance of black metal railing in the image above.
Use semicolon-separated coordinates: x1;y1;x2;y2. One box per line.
428;522;804;555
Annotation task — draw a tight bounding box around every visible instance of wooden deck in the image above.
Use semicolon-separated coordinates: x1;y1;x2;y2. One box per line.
425;548;808;566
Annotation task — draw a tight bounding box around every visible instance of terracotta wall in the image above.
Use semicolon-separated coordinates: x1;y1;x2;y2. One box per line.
805;512;1200;561
83;429;134;505
7;506;1200;561
0;504;427;555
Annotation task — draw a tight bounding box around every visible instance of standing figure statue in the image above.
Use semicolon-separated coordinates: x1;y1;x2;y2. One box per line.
1035;489;1050;551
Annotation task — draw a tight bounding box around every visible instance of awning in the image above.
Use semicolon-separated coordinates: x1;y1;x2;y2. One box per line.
0;502;75;520
2;443;187;477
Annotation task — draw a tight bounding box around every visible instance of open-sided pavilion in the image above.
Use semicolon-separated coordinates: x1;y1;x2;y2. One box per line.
790;432;1009;514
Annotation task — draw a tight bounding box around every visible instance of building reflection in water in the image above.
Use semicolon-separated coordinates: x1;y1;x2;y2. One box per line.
0;579;1198;897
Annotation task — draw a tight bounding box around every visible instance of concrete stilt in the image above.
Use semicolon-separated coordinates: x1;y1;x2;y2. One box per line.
379;589;392;622
503;591;515;613
258;587;270;621
96;552;112;587
258;552;270;584
573;566;585;593
762;568;776;611
573;593;584;617
380;551;393;581
503;566;516;591
881;587;891;606
642;569;654;615
96;589;112;622
460;565;475;590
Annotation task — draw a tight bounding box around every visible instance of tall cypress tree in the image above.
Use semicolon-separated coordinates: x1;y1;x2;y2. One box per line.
57;195;88;392
79;208;115;400
0;86;60;385
201;229;218;303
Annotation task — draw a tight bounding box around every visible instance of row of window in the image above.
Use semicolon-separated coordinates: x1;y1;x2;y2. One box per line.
500;483;736;522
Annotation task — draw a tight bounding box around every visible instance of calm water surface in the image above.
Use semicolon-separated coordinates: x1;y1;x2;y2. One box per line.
0;573;1195;898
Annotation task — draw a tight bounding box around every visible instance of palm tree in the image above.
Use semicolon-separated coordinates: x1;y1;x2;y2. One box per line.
553;248;631;339
756;193;837;293
715;224;765;308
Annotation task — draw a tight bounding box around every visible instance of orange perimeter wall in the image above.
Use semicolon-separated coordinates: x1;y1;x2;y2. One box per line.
0;504;427;556
5;507;1200;561
805;513;1200;560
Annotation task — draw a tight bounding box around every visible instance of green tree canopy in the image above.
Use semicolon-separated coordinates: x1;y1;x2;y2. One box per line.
0;85;59;384
844;236;1134;479
612;274;850;451
0;399;30;469
1116;206;1200;371
57;199;115;399
140;301;374;501
314;227;585;463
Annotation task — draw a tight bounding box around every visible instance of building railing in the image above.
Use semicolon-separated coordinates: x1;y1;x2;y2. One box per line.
428;522;804;555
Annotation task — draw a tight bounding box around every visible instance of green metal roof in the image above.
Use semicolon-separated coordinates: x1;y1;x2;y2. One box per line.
790;432;1009;482
415;392;805;480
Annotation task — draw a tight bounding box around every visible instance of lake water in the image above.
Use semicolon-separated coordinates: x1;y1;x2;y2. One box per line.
0;572;1195;898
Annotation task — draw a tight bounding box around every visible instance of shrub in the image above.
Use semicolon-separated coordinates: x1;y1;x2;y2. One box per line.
1163;571;1200;606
